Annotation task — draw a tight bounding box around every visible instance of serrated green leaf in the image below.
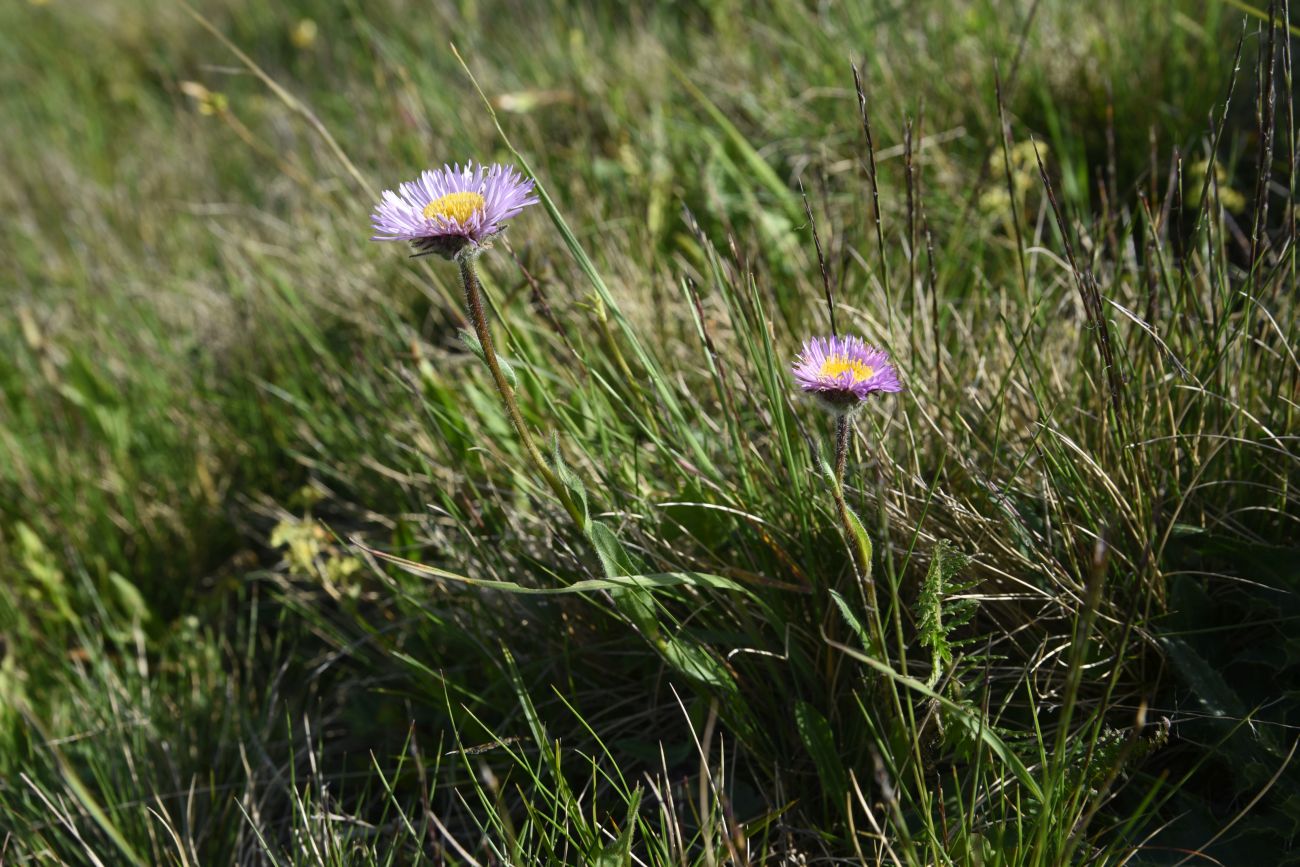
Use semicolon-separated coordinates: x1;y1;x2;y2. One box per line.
918;540;974;687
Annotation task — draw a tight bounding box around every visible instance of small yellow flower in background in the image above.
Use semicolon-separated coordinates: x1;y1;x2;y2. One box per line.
1186;158;1246;213
979;140;1049;221
290;18;318;50
270;514;363;596
180;80;227;116
29;0;50;6
1008;140;1046;171
978;186;1013;217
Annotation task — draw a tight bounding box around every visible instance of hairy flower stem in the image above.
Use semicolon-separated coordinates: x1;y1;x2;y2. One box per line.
458;255;587;532
834;414;851;487
831;416;912;763
832;415;870;581
831;414;885;648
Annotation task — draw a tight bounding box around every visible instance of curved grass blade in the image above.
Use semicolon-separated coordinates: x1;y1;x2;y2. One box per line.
353;538;756;597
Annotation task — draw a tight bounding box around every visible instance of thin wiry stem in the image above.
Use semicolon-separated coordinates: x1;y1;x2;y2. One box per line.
853;62;892;334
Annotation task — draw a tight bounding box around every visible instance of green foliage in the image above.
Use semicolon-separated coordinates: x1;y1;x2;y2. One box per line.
795;700;848;804
460;327;519;388
1;0;1296;864
916;539;976;688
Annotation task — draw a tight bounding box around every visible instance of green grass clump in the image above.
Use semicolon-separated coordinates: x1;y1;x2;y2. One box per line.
2;0;1297;864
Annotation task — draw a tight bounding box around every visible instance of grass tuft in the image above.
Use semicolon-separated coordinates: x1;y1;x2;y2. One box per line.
2;0;1297;864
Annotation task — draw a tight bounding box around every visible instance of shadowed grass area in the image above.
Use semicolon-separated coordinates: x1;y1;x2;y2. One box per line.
2;0;1297;864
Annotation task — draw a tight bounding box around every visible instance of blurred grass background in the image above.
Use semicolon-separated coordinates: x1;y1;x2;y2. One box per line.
1;0;1297;864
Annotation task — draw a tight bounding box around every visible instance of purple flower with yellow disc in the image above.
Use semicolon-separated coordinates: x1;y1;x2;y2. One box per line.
370;162;538;259
792;335;901;410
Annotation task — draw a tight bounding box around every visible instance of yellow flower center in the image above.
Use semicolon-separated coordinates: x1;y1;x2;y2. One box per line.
819;356;873;382
423;191;485;224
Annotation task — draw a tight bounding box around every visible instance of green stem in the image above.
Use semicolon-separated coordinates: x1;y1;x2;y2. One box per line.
832;415;871;583
829;414;912;768
831;414;882;640
458;254;587;532
834;413;850;487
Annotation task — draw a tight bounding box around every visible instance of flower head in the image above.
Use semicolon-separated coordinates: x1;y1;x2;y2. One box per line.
792;335;901;411
370;162;538;259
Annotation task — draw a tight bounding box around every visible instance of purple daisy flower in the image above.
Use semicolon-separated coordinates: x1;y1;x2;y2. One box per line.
792;335;902;410
370;162;538;259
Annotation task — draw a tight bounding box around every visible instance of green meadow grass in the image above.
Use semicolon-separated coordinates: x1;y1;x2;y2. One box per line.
1;0;1297;863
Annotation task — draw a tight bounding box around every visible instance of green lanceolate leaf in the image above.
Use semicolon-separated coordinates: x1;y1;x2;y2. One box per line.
356;536;749;596
842;504;874;581
552;434;589;527
588;519;660;637
1160;636;1248;720
458;328;517;388
659;639;736;691
829;589;871;650
795;701;848;800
